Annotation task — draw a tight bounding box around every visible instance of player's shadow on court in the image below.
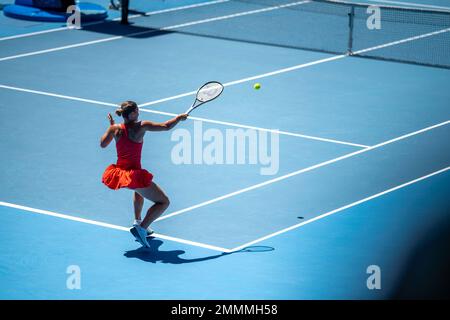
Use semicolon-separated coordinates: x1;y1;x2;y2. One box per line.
124;238;274;264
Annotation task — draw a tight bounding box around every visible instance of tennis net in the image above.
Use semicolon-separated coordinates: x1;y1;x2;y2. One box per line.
179;0;450;69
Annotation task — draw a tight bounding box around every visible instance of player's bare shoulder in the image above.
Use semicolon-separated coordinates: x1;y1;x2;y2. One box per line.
111;124;123;139
137;121;147;134
127;121;145;142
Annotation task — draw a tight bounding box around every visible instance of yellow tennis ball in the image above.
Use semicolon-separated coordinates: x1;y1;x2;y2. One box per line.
254;83;261;90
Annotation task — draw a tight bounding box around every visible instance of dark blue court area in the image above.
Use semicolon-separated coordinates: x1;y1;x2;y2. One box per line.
1;0;449;299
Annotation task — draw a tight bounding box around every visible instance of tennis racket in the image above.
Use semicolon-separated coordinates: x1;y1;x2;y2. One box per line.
185;81;224;115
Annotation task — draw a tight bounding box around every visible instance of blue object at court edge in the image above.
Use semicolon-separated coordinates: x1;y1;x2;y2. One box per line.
3;2;107;22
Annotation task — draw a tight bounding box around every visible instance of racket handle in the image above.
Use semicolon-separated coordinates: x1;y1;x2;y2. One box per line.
185;106;194;115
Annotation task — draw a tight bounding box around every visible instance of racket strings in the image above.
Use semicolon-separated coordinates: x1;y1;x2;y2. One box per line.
196;82;224;102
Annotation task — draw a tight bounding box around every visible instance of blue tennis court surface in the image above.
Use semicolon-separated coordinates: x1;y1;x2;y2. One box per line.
1;0;449;299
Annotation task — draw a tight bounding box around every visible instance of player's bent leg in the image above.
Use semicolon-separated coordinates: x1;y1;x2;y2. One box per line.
135;182;170;230
133;191;144;223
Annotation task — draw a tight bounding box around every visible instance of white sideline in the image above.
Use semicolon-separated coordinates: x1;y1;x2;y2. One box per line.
366;0;450;11
140;55;347;107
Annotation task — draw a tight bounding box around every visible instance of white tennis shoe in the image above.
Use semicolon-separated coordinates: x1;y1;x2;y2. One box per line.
133;219;155;236
130;225;150;248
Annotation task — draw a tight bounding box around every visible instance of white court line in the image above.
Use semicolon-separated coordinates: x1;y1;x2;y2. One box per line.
0;201;231;252
0;0;231;42
156;120;450;221
366;0;450;11
140;55;347;107
0;84;366;148
0;1;309;62
0;36;123;62
230;166;450;252
0;27;68;42
121;0;231;20
352;27;450;56
170;113;369;148
0;84;117;107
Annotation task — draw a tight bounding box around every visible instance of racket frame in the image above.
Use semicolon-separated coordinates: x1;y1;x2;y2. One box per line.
185;81;224;115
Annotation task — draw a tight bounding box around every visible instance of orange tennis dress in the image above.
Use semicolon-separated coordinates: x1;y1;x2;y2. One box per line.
102;123;153;190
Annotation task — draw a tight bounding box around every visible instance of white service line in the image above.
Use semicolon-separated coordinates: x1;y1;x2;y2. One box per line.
178;114;369;148
140;54;347;107
0;36;124;62
0;201;231;252
0;1;309;62
156;1;309;31
0;27;69;42
156;120;450;222
224;55;345;86
121;0;231;20
352;27;450;56
366;0;450;11
139;106;368;148
0;84;117;107
0;0;231;42
230;166;450;252
0;84;366;148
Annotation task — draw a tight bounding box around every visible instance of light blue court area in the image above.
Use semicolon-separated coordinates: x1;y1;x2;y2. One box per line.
1;0;450;299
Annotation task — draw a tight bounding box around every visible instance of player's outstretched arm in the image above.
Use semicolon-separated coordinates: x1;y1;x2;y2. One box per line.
142;114;188;131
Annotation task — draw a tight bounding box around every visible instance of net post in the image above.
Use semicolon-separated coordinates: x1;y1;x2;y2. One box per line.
347;5;355;55
121;0;129;24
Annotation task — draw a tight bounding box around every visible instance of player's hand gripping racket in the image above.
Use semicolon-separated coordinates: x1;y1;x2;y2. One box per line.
185;81;224;115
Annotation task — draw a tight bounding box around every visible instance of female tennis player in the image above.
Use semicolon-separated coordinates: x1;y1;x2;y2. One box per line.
100;101;187;247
